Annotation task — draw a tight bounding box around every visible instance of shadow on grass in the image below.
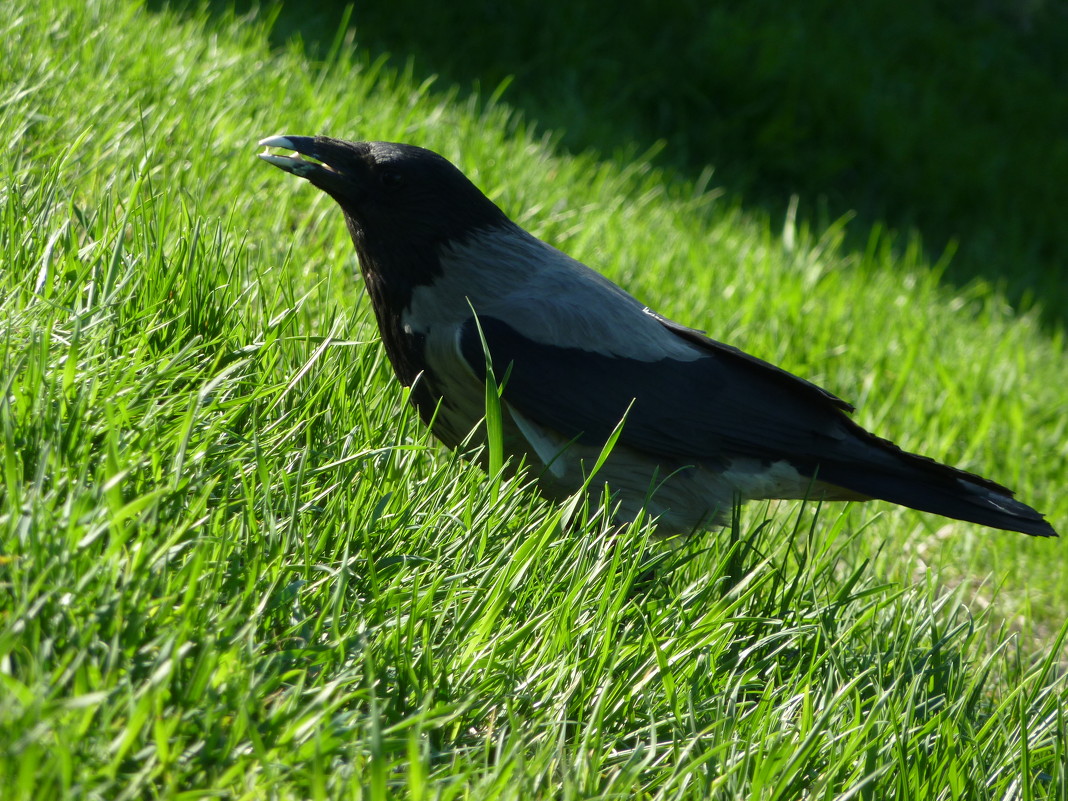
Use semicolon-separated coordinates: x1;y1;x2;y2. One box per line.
172;0;1068;328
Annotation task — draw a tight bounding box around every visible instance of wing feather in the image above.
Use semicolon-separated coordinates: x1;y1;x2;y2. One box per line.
458;315;855;472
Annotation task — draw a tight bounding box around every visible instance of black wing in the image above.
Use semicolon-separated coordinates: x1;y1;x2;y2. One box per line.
457;314;1056;536
458;315;855;471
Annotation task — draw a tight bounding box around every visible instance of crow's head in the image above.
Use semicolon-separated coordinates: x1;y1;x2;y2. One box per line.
259;136;510;267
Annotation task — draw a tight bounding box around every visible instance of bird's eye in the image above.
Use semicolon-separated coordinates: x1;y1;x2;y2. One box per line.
381;170;404;188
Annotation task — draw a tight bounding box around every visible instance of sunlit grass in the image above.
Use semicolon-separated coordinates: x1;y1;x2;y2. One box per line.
0;1;1065;797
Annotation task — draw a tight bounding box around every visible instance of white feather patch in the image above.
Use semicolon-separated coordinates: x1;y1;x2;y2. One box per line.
508;405;571;479
721;458;813;500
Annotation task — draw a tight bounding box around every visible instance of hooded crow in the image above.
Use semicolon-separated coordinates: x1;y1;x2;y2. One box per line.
258;135;1056;538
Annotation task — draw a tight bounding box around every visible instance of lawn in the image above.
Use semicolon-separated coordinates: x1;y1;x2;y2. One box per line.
1;1;1065;798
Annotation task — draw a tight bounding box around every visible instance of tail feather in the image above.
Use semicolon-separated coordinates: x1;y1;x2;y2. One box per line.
815;436;1057;538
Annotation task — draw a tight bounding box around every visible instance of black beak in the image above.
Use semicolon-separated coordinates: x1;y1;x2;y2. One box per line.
257;135;357;197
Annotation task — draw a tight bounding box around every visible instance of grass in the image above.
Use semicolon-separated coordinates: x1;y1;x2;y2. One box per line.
1;0;1066;797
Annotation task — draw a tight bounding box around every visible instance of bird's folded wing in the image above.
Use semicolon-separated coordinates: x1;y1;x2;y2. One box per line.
644;310;854;413
457;315;855;470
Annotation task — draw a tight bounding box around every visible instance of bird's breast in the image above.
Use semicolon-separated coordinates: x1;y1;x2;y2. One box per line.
392;319;488;451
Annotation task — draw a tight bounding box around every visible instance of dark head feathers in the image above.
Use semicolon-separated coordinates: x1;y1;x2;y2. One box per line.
259;135;516;315
259;136;511;248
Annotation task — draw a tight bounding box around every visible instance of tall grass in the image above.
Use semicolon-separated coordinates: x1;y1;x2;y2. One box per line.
0;0;1065;797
